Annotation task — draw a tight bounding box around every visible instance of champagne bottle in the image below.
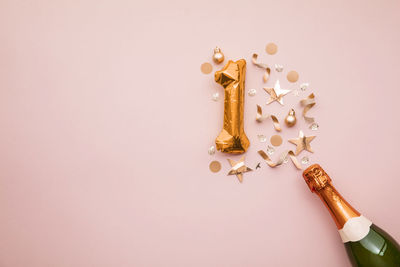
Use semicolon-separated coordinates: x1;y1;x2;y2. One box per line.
302;164;400;267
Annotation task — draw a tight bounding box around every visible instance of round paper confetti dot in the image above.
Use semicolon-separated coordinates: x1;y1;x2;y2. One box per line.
209;160;221;173
266;43;278;55
270;135;283;147
201;62;213;74
287;70;299;83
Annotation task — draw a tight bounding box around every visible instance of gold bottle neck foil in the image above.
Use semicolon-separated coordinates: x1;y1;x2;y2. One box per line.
303;164;360;229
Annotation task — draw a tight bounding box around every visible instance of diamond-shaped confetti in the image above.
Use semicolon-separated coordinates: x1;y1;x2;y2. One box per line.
258;135;267;143
300;83;309;91
212;92;219;101
275;64;283;72
208;146;216;155
310;123;319;131
267;145;275;155
301;156;309;164
248;89;257;96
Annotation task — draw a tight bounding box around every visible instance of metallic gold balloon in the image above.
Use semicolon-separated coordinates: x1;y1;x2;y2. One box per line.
284;108;297;127
215;59;249;154
212;47;225;64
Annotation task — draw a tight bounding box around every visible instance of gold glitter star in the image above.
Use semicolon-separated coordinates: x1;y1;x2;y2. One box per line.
227;156;253;183
263;80;291;105
288;130;316;155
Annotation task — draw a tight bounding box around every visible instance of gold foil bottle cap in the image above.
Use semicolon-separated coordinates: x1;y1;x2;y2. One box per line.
303;164;361;229
302;164;332;192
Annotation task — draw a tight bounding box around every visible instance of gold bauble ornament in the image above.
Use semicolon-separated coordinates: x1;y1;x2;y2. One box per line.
285;109;297;127
212;47;225;64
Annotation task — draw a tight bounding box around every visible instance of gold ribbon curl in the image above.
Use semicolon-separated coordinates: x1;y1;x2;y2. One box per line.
256;105;281;132
258;150;302;170
252;54;271;83
300;93;316;123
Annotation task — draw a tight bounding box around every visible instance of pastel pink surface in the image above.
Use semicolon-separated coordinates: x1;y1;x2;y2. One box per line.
1;0;400;266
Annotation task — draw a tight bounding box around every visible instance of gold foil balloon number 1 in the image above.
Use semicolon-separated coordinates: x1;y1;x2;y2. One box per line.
215;59;250;154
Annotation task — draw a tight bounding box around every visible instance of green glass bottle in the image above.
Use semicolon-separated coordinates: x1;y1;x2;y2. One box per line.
303;164;400;267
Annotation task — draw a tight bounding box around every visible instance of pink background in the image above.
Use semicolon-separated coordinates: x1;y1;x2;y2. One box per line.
1;0;400;266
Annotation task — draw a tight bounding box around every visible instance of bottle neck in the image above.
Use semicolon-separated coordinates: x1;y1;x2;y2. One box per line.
303;164;373;243
315;183;360;229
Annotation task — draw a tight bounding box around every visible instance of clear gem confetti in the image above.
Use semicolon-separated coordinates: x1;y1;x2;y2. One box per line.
301;156;309;165
258;134;267;143
283;154;289;164
275;64;283;72
212;92;219;101
248;88;257;96
208;145;216;155
300;83;309;91
266;145;275;155
310;123;319;131
293;90;299;96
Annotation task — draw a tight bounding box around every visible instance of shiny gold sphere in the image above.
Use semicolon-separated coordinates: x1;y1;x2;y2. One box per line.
284;109;297;127
285;115;296;127
213;47;225;64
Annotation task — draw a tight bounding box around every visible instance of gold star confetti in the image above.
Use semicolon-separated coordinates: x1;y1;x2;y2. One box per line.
288;130;316;155
264;80;291;105
227;156;253;183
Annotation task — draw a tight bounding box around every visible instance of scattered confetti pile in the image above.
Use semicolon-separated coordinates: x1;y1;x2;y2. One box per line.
203;43;319;182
